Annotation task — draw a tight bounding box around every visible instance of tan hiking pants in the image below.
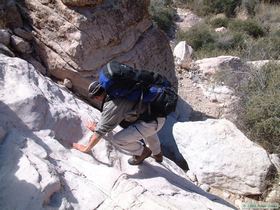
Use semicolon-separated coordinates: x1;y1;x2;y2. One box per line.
113;117;165;156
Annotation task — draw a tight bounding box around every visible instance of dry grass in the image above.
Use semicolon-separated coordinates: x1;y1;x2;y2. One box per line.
255;3;280;31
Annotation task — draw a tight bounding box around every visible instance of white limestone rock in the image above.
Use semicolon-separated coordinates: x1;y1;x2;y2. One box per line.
63;78;73;89
0;132;45;209
194;56;243;79
270;154;280;172
215;27;227;33
173;119;273;195
173;41;193;69
192;56;243;104
200;183;211;192
200;84;235;103
0;54;236;210
246;60;280;69
20;0;177;97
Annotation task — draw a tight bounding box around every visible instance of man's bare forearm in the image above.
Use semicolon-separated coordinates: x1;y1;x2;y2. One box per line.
73;132;102;153
84;132;102;152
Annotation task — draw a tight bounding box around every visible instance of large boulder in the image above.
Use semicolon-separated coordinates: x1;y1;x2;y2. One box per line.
18;0;176;97
173;119;274;195
0;54;235;209
173;41;193;69
193;56;243;79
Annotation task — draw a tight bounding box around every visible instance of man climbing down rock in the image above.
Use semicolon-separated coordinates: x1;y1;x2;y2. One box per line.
73;81;165;165
72;61;178;165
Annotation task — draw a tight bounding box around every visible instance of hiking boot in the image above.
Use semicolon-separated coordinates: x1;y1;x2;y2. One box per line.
152;151;163;163
128;146;152;165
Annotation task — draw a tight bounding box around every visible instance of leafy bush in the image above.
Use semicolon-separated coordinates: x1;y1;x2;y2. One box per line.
183;0;242;17
216;32;246;50
175;1;279;61
229;19;266;38
149;0;176;33
254;2;280;31
209;17;229;28
214;63;280;153
177;23;247;58
240;30;280;60
176;24;215;50
206;0;242;17
237;63;280;153
240;0;258;16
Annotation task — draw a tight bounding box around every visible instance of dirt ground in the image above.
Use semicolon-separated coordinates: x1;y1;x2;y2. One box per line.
176;68;225;121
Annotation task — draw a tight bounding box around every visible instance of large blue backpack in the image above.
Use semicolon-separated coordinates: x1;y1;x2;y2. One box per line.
99;61;177;117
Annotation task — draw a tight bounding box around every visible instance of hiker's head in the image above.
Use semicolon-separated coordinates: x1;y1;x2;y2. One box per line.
88;81;106;100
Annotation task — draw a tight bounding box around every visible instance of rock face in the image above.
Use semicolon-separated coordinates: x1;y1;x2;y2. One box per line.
173;119;274;195
18;0;176;97
0;54;236;210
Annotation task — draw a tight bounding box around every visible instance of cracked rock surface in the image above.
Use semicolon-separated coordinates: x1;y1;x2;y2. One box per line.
18;0;176;97
0;53;275;209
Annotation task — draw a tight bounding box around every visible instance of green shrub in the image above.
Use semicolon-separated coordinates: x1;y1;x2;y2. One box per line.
216;32;246;50
214;62;280;153
177;23;247;58
184;0;242;17
176;24;215;50
241;0;259;16
229;19;266;38
149;0;176;33
240;31;280;60
254;2;280;32
237;63;280;153
209;17;229;28
206;0;242;17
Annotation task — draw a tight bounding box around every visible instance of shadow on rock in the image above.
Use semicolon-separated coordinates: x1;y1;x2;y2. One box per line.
158;96;192;171
0;101;78;208
127;161;237;210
